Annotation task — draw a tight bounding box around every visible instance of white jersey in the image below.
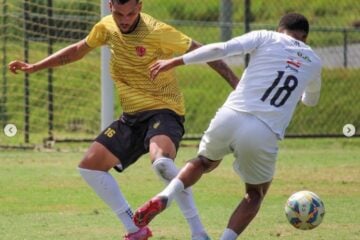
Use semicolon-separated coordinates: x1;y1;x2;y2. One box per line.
183;30;322;139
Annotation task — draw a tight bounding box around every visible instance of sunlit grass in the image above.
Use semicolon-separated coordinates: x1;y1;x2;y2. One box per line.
0;138;359;239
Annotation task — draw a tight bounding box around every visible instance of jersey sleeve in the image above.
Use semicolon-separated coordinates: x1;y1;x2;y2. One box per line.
301;68;322;106
182;30;268;65
159;24;192;54
227;30;269;54
86;21;109;48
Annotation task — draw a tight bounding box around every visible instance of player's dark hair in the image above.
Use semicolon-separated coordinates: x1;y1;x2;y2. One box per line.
111;0;139;4
278;13;309;35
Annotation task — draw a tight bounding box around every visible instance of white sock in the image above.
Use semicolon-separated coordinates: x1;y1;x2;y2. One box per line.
158;178;185;204
220;228;238;240
153;158;206;236
158;178;206;237
78;167;139;233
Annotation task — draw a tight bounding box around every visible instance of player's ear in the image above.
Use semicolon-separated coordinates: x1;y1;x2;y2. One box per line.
138;1;143;11
302;31;308;42
295;31;308;43
108;0;113;12
302;34;308;43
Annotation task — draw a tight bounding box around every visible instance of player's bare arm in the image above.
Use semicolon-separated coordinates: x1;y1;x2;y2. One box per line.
8;39;93;74
189;40;239;89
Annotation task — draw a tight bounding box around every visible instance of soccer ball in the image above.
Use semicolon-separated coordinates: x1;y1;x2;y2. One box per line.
285;190;325;230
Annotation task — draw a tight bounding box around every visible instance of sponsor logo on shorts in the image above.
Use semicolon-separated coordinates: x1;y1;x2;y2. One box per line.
153;121;161;129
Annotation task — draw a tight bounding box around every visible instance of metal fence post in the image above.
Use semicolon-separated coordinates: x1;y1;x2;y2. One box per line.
1;0;8;126
47;0;54;141
244;0;251;67
100;0;113;131
220;0;232;41
23;0;30;143
343;28;348;68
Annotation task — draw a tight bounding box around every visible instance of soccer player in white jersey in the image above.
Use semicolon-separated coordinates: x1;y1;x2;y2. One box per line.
133;13;322;239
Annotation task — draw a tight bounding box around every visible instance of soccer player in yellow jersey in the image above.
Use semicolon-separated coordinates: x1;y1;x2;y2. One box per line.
8;0;238;239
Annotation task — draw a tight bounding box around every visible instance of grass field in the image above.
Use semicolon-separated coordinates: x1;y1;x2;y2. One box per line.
0;138;359;240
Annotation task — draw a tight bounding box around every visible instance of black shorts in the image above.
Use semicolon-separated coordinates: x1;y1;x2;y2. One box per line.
95;109;185;172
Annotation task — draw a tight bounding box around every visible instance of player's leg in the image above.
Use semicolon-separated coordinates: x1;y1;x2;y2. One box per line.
219;182;271;240
149;135;210;239
134;155;220;233
135;108;231;238
142;110;209;239
78;120;151;239
157;155;220;205
220;111;278;239
148;108;230;190
178;155;221;188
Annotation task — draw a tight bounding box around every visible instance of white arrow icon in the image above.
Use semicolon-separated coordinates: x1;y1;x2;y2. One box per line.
343;124;355;137
4;124;17;137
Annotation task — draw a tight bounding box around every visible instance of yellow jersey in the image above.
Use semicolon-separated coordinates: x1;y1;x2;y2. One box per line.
86;13;192;115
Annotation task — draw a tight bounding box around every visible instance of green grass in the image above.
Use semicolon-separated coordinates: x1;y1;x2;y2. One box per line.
0;138;359;239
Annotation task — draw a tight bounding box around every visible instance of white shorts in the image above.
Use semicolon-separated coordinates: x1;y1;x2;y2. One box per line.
198;106;279;184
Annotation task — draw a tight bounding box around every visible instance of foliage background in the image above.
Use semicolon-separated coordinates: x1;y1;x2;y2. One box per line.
0;0;359;146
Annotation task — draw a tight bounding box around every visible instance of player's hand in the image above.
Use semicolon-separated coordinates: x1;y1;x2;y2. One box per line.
8;60;36;74
149;59;173;80
149;57;184;80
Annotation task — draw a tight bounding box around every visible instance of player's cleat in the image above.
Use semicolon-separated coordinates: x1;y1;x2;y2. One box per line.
133;196;168;227
123;226;152;240
191;232;211;240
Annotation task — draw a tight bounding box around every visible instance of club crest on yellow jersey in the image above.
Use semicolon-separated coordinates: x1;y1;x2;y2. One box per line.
136;46;146;57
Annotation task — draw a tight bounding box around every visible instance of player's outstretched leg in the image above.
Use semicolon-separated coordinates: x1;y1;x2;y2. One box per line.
133;196;168;227
123;226;153;240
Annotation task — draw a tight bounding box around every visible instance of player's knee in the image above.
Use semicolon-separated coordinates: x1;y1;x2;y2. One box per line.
244;188;265;209
78;144;119;172
198;155;220;173
241;189;264;219
150;152;173;163
78;153;93;169
247;189;263;200
149;135;177;162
